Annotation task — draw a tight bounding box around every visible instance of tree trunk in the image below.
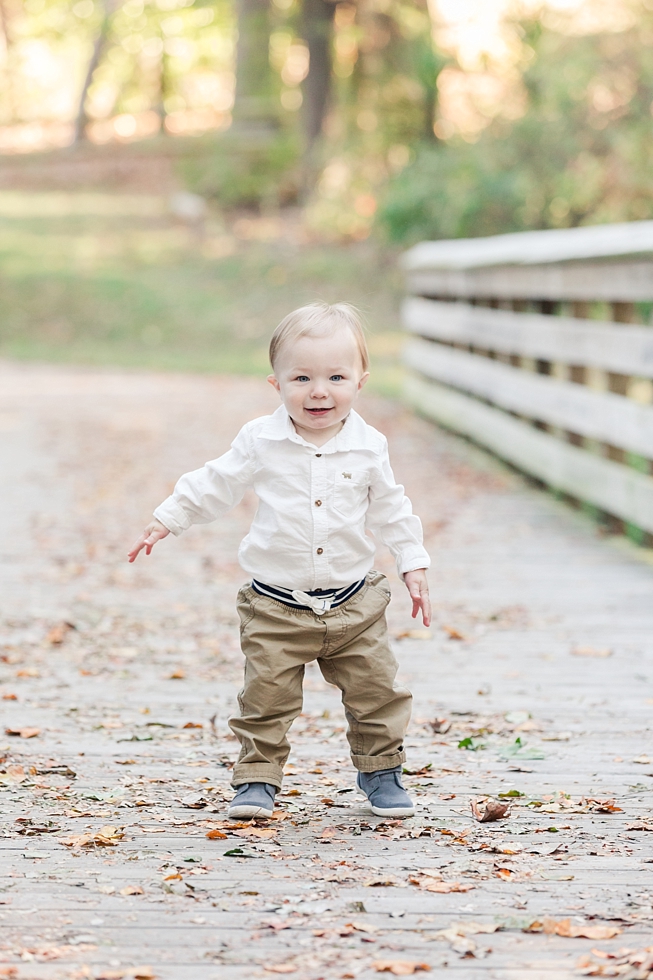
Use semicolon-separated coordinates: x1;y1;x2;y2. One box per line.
301;0;335;147
73;0;116;144
232;0;275;126
0;0;17;121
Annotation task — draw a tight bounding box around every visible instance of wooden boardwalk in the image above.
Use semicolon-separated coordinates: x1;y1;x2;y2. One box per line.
0;362;652;980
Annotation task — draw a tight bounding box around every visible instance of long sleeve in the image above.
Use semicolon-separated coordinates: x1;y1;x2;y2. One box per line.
365;439;431;577
153;425;255;536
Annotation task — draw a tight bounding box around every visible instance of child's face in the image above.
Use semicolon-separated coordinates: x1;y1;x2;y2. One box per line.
268;327;369;440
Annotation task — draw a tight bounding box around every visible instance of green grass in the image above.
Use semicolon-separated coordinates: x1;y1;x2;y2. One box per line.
0;191;405;394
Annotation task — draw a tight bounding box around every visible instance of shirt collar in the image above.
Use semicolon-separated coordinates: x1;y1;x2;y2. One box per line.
259;404;375;453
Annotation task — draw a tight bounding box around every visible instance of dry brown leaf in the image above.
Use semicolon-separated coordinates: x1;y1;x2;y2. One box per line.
373;961;431;975
16;668;39;678
167;669;185;679
364;876;402;887
395;629;432;640
264;965;298;974
120;885;144;896
494;868;513;880
571;645;612;658
0;765;27;785
2;693;17;700
133;969;156;980
526;918;621;939
471;799;509;823
5;726;40;738
233;827;277;839
633;755;651;765
182;721;203;729
46;621;74;645
163;873;182;881
206;828;227;840
443;625;466;640
60;825;124;848
428;717;451;734
626;822;653;831
409;876;474;893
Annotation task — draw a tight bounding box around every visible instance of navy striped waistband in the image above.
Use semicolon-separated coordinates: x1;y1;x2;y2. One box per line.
251;578;366;611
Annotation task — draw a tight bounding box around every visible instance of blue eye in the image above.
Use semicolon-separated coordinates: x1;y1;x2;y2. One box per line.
330;375;344;382
296;375;310;382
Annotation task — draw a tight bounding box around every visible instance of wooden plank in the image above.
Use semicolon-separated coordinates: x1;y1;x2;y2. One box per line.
402;220;653;271
402;296;653;377
406;259;653;301
404;371;653;532
404;337;653;457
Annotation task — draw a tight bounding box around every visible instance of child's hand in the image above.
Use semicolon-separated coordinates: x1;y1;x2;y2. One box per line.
404;569;431;627
128;519;170;562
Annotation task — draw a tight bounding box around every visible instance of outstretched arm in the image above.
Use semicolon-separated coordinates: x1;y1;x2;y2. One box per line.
128;519;170;562
403;568;431;627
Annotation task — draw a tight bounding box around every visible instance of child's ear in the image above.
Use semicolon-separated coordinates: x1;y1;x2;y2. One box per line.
357;372;370;391
267;374;281;394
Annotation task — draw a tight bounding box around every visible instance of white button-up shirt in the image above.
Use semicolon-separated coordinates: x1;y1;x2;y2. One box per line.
154;405;430;591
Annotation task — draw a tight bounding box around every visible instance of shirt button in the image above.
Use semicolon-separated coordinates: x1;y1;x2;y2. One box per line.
315;499;322;507
316;547;323;555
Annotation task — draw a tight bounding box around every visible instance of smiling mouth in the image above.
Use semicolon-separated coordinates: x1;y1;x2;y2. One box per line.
305;407;333;415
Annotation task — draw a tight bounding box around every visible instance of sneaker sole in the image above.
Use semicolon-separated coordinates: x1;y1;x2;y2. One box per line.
370;803;415;818
227;804;273;819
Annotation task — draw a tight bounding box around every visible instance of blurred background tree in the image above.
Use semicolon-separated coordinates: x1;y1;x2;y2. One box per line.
2;0;653;384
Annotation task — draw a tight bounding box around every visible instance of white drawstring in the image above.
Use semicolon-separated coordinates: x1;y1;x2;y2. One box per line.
291;590;333;615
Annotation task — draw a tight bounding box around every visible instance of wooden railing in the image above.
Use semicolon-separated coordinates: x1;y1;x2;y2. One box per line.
401;222;653;539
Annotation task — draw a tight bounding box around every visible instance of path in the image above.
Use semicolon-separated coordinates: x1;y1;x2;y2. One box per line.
0;362;652;980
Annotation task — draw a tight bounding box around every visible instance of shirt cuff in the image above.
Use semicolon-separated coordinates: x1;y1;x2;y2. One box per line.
396;546;431;578
153;497;192;537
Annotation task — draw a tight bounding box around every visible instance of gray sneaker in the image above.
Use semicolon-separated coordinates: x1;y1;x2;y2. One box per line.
356;766;415;818
228;782;276;819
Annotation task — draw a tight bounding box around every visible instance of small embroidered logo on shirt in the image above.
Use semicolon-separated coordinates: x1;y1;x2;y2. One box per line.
342;472;352;479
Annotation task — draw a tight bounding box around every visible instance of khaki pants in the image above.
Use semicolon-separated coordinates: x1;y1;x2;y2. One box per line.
230;570;412;789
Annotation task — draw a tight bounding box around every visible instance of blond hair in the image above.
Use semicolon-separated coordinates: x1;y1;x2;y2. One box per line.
269;302;369;373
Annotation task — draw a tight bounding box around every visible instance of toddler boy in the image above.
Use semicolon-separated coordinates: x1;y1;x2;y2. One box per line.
128;303;431;820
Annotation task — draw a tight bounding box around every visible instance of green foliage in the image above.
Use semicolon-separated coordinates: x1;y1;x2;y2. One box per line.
0;191;404;392
179;131;300;208
379;8;653;243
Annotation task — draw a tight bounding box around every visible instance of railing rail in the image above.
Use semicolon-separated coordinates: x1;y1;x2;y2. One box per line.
401;222;653;539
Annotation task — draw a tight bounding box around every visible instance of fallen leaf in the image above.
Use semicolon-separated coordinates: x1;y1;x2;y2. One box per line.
60;825;124;848
428;718;451;734
5;726;40;738
443;625;466;640
633;755;651;765
471;799;509;822
206;829;228;840
180;793;208;808
626;822;653;831
571;645;612;658
410;877;474;893
373;961;430;975
183;722;203;729
395;629;432;640
403;764;432;776
120;885;144;896
46;621;75;644
264;965;298;974
233;826;277;839
2;693;17;700
163;873;183;881
16;667;39;678
505;710;530;725
526;918;621;939
115;759;136;765
458;736;485;751
133;969;156;980
495;868;513;880
167;669;185;679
